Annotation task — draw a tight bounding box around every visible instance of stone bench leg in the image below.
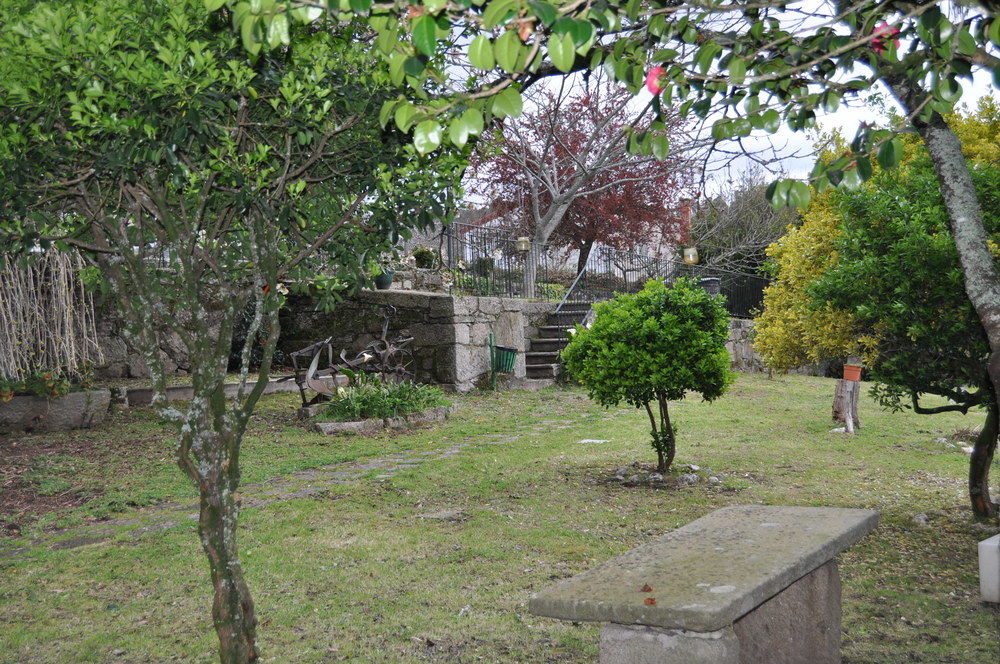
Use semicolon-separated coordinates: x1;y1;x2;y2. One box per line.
599;560;842;664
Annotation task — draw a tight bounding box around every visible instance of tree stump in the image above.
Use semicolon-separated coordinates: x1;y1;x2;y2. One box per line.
833;379;861;432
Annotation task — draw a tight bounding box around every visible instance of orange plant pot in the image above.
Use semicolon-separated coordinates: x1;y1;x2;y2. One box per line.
843;364;862;382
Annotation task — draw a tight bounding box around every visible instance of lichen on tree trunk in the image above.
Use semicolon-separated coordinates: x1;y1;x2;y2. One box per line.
970;403;999;520
200;475;259;664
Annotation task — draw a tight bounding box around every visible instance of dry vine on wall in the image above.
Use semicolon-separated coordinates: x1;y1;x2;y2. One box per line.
0;251;103;381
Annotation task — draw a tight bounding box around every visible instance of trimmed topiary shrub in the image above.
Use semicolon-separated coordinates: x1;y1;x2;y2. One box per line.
411;247;438;269
561;278;734;472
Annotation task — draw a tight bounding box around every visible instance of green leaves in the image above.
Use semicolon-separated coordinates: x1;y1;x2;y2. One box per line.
561;278;734;435
748;109;781;134
766;179;811;209
468;35;495;70
494;29;525;72
934;75;962;103
491;86;522;117
528;0;557;27
412;15;437;56
693;41;722;74
448;108;484;148
413;119;442;154
727;56;747;84
394;103;418;131
877;138;903;170
650;134;669;161
547;32;575;73
266;13;288;48
482;0;517;28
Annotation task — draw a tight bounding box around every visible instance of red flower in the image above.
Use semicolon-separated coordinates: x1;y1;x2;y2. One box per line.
872;22;900;55
645;66;666;95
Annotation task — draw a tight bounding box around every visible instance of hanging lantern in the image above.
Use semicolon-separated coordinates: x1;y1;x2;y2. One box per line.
515;236;531;253
683;246;699;265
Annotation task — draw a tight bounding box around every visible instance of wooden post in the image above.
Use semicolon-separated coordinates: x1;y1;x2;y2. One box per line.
833;378;860;431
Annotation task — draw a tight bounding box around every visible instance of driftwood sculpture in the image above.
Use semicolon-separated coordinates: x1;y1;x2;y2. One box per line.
286;307;414;406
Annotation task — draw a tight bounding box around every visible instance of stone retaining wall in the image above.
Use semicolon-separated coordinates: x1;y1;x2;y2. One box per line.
279;290;556;392
94;291;824;384
726;318;765;373
726;318;833;376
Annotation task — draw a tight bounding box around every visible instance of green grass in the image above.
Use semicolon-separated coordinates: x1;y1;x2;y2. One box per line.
1;373;998;663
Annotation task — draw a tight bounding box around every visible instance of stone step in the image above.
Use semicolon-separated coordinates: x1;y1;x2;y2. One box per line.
538;325;574;339
529;338;569;353
548;310;588;323
526;363;559;379
525;351;561;365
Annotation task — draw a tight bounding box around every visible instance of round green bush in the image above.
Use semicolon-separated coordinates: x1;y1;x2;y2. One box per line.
562;278;733;471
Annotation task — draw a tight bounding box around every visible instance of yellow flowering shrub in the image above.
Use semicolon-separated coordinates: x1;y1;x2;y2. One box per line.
753;192;860;372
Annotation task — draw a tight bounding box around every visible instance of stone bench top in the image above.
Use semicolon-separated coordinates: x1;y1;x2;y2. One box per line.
528;504;879;633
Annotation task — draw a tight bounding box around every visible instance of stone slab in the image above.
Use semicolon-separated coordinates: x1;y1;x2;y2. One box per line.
314;404;454;436
0;389;111;434
599;624;739;664
528;505;879;633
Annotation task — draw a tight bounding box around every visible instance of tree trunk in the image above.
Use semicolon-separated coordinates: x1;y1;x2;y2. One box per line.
657;396;676;473
177;375;262;663
971;403;999;520
521;243;539;298
576;240;594;275
525;200;574;298
832;379;860;431
887;78;1000;519
200;480;259;664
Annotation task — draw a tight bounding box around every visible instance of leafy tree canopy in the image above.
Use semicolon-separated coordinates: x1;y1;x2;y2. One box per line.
469;80;696;273
0;0;463;286
223;0;999;208
755;99;1000;375
814;153;1000;414
0;2;466;660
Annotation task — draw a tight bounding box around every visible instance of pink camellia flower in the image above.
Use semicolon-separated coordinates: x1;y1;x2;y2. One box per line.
645;66;666;94
871;22;901;55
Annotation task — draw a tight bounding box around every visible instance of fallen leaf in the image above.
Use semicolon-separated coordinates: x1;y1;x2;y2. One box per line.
640;584;653;593
644;597;657;606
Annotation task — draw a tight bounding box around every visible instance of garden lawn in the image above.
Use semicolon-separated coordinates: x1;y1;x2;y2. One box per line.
1;373;998;663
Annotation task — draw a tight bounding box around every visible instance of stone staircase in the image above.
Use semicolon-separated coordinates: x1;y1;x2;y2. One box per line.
525;303;592;380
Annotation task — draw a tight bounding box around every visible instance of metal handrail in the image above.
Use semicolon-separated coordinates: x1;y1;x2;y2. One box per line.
555;264;589;313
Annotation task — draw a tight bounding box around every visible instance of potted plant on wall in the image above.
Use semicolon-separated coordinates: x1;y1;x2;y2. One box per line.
0;251;111;433
373;267;394;290
367;255;395;290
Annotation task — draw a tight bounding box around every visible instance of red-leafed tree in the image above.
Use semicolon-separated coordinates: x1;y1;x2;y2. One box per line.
468;77;699;290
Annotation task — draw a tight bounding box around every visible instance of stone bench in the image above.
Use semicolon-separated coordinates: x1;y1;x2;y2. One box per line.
528;505;880;664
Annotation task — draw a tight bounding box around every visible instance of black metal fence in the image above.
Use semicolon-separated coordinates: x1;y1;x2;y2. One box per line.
440;223;768;319
441;222;573;300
